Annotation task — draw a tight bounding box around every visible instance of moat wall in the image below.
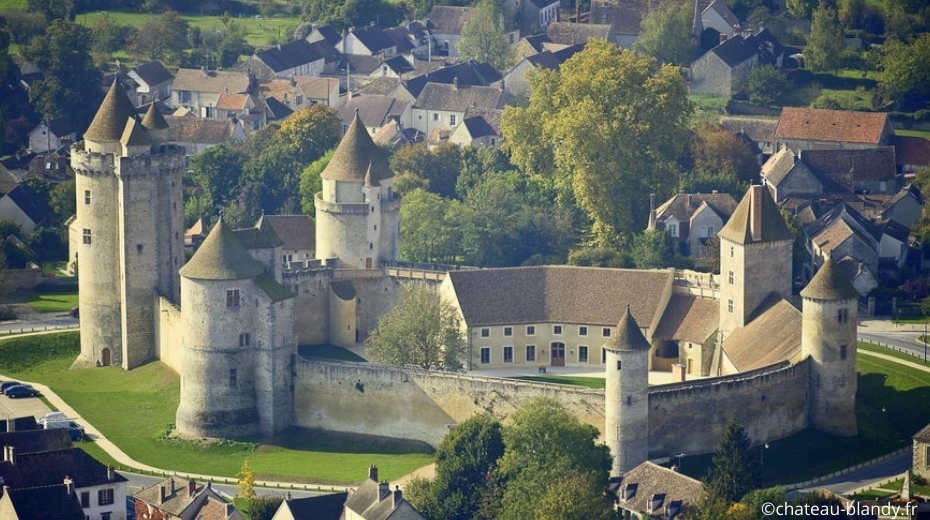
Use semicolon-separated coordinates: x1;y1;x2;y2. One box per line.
293;357;812;453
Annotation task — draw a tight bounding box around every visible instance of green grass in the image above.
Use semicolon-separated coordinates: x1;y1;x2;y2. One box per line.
76;10;300;47
0;332;432;484
0;0;27;9
896;128;930;139
689;94;728;126
510;374;605;389
860;341;928;365
24;292;79;313
298;345;366;362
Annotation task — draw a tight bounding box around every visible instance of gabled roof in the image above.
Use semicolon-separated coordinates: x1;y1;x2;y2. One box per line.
760;147;802;187
322;114;393;184
4;183;52;226
179;218;265;281
1;483;85;520
310;25;342;45
358;77;402;97
216;93;249;111
348;24;397;54
652;294;719;344
722;296;801;371
546;22;612;45
294;76;341;100
708;34;758;67
130;61;174;87
446;266;672;328
277;493;348;520
800;146;896;182
343;477;425;520
654;192;738;225
615;462;704;518
801;258;858;300
165;116;240;145
774;107;889;145
718;185;793;244
337;96;408;129
702;0;740;29
173;68;251;94
604;304;650;351
524;50;562;70
414;83;502;112
894;135;930;168
805;202;881;244
0;428;71;454
0;447;127;490
719;117;778;142
425;6;475;35
341;54;384;75
404;60;501;98
552;43;586;62
382;55;415;76
460;112;500;140
258;215;314;252
236;217;285;249
84;80;138;142
253;39;332;73
383;26;417;53
135;477;244;520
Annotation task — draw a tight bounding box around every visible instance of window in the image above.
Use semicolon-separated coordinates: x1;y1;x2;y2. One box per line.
82;229;91;245
449;114;457;125
708;226;714;236
98;489;114;506
84;190;91;205
504;326;513;337
728;271;734;285
728;299;734;313
526;345;536;362
80;492;89;508
603;328;611;337
503;346;513;363
226;289;241;307
626;395;632;405
838;308;849;324
668;223;678;237
137;244;143;254
840;345;847;360
229;368;238;387
553;325;562;335
101;513;111;520
526;325;535;336
239;333;250;346
730;246;734;257
617;360;622;370
480;328;490;338
433;113;439;121
480;347;490;364
296;95;303;105
579;346;588;363
579;326;588;336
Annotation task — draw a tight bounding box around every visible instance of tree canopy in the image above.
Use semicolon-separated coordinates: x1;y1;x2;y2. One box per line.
703;419;760;504
456;0;514;73
634;3;697;66
805;3;845;72
502;39;692;247
876;34;930;109
365;285;466;370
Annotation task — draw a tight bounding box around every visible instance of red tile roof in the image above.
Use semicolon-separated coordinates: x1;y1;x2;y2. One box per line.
774;107;888;145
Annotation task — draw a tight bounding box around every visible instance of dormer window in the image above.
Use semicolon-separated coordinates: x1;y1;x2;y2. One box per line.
621;483;637;501
647;493;665;513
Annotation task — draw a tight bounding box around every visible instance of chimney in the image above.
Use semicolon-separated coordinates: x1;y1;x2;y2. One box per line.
171;478;176;495
6;419;13;432
719;32;727;44
368;464;378;482
378;482;389;501
750;184;763;241
648;193;656;230
687;194;693;209
159;485;167;503
5;446;14;465
453;77;459;90
393;486;402;508
107;466;115;482
188;479;196;497
63;477;74;496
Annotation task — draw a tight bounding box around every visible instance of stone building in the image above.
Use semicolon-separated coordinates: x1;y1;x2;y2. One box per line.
604;306;650;476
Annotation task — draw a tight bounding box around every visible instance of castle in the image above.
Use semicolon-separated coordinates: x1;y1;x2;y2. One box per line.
70;82;858;472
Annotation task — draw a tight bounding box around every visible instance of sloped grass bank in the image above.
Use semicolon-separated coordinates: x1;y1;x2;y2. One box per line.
0;332;432;484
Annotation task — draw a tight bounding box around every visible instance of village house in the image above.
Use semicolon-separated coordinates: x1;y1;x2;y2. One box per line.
243;38;339;80
169;68;255;118
503;0;560;33
337;96;411;136
0;182;53;234
691;29;787;97
164;115;248;155
613;461;704;519
27;117;77;154
134;477;244;520
648;192;739;258
774;107;894;151
127;61;174;107
411;82;502;140
701;0;742;37
448;109;503;147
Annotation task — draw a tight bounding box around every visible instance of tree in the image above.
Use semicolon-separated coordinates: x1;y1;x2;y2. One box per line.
129;10;190;65
236;460;255;499
703;419;760;504
400;188;467;264
534;471;614;520
365;285;467;370
188;141;246;210
89;12;129;57
456;0;514;74
27;0;73;21
805;3;844;72
745;64;789;106
634;3;697;66
23;20;102;130
248;495;283;520
496;398;612;520
299;149;334;218
632;229;676;269
876;34;930;108
686;123;759;196
786;0;816;18
781;209;807;284
502;39;691;247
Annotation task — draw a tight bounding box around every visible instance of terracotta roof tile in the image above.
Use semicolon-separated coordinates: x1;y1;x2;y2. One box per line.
774;107;888;145
722;297;801;371
652;294;719;343
216;93;249;111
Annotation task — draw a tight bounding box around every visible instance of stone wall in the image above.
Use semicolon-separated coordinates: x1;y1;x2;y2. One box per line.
155;296;183;373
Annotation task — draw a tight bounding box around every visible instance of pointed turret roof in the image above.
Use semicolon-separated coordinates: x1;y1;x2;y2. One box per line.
321;114;393;184
237;215;285;248
120;116;150;147
800;258;858;301
84;80;138;142
141;102;169;130
718;185;793;244
603;305;650;352
364;160;377;187
179;218;265;280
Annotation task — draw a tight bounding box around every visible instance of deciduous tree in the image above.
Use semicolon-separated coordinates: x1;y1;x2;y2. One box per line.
745;64;789;106
805;3;844;71
876;34;930;108
456;0;513;73
235;460;255;499
503;39;691;246
365;285;466;370
129;10;189;65
634;3;697;65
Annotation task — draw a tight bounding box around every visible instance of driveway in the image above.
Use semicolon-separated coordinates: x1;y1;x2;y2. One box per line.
0;389;52;421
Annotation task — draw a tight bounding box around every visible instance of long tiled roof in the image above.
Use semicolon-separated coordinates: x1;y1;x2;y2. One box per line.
546;22;612;45
652;294;719;343
719;117;778;142
426;6;475;34
604;305;650;351
3;484;85;519
800;146;897;181
446;266;672;327
774;107;888;144
718;186;794;244
165;116;237;145
0;447;127;490
322;114;394;184
616;462;704;518
801;258;859;300
254;39;331;72
173;68;251;94
722;297;801;372
415;83;501;112
84;80;137;141
179;218;265;280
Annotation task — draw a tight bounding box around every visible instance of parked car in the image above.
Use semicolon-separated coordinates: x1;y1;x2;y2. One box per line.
0;381;22;393
69;306;79;318
4;384;39;398
38;411;67;425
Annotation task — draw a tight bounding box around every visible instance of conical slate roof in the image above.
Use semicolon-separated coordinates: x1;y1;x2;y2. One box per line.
84;80;138;142
800;258;858;301
141;102;169;130
603;305;650;352
321;114;393;184
120;116;150;147
718;185;793;244
179;218;265;280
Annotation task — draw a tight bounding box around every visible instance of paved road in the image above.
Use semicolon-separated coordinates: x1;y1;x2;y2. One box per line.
792;450;913;497
859;330;930;362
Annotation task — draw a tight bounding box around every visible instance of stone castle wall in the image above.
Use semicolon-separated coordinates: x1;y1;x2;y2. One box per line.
155;296;183;373
293;357;811;453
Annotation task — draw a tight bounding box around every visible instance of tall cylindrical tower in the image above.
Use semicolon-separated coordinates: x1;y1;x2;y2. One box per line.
801;258;858;437
604;305;650;476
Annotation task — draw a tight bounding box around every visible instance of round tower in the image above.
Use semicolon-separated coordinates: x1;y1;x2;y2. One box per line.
315;112;400;269
176;219;266;438
801;258;858;437
71;81;185;369
604;305;650;476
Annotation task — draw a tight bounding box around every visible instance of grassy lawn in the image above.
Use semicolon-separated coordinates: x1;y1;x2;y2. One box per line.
0;332;432;484
689;94;728;126
860;341;928;365
76;10;300;47
24;292;79;313
896;128;930;139
510;374;605;389
298;345;366;362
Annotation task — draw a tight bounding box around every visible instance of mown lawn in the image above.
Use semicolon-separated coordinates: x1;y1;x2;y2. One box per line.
24;292;79;313
0;332;432;484
511;374;605;389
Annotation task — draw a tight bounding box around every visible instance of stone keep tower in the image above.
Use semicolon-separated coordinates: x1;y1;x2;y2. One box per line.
315;112;400;269
71;82;185;369
801;258;858;437
717;185;794;337
604;305;650;476
176;219;295;438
